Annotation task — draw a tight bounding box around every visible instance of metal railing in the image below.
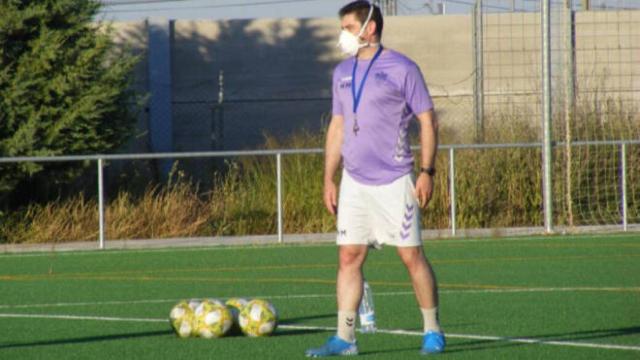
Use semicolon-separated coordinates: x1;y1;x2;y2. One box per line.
1;139;638;249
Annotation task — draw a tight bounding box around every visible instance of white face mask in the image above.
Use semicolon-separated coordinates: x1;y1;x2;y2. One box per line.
337;3;375;56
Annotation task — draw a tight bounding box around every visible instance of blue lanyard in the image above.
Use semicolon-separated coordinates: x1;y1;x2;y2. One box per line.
351;45;384;116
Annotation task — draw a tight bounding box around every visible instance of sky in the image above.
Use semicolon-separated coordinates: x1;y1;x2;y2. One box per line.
97;0;640;21
97;0;472;21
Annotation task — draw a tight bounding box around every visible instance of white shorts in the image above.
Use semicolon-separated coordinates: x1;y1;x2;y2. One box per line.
336;171;422;248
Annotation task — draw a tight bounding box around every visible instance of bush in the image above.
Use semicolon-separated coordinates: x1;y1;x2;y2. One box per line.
0;0;139;201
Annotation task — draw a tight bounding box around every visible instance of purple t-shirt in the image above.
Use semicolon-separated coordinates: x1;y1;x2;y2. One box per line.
332;49;434;185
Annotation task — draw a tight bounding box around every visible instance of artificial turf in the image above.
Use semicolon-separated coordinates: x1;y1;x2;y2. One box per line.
0;233;639;359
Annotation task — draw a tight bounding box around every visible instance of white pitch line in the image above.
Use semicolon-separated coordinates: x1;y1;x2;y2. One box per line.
443;332;640;352
1;313;637;352
1;287;638;310
439;286;640;294
0;292;405;309
0;298;183;310
277;324;640;352
0;313;167;323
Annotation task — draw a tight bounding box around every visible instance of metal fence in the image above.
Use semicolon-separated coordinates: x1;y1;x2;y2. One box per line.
166;2;640;163
202;2;640;231
472;1;640;141
1;139;638;249
469;0;640;231
2;1;639;248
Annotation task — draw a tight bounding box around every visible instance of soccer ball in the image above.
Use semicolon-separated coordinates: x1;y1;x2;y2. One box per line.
194;299;233;338
225;298;248;334
169;300;196;338
203;298;225;307
238;299;278;337
188;298;206;310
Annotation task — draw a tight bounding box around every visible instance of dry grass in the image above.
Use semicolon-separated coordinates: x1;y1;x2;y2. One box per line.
1;100;638;243
1;195;99;243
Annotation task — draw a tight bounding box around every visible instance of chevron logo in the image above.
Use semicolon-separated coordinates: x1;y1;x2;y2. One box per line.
394;125;410;162
400;203;415;241
345;317;355;327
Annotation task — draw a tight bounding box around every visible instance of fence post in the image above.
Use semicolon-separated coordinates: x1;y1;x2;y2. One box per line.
472;0;484;143
212;69;224;150
621;143;628;232
542;0;554;234
449;147;456;236
98;158;105;249
276;153;283;243
563;0;576;227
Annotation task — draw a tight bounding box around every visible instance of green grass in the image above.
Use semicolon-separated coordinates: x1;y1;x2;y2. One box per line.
0;234;639;359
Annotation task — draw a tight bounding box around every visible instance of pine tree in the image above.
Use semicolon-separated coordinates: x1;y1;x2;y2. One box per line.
0;0;139;196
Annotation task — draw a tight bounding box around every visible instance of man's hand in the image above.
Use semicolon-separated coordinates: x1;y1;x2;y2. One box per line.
415;173;434;208
323;115;343;216
324;179;338;215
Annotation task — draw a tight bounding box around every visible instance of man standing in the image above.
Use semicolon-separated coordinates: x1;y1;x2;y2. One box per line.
305;1;445;357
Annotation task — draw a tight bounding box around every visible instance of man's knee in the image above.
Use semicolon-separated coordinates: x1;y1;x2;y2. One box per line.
397;246;425;270
339;246;367;269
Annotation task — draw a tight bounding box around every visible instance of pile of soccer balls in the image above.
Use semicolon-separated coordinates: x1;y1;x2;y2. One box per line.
169;298;278;339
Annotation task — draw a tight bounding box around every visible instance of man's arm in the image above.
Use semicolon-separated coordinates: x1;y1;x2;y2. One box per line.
415;110;438;208
323;114;344;215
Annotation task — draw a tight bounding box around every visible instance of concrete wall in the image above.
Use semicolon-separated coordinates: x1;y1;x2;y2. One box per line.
111;20;149;153
108;10;639;156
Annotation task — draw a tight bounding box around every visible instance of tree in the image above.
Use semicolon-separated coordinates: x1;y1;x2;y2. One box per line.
0;0;139;197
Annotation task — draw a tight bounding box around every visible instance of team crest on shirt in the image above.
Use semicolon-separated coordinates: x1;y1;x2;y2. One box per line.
374;71;389;82
375;71;399;92
339;76;352;89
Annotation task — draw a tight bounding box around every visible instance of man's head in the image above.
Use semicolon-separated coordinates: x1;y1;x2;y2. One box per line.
339;1;383;43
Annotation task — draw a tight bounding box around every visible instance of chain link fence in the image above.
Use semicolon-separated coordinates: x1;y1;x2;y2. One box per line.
162;1;640;232
472;0;640;227
2;2;639;246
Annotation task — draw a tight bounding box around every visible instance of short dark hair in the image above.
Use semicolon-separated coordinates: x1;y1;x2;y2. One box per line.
339;1;383;38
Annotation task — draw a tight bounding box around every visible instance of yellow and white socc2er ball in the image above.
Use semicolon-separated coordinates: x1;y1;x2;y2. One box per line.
225;298;248;335
169;300;196;338
238;299;278;337
194;299;233;338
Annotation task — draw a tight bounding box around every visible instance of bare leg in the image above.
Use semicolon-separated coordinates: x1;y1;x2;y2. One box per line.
337;245;369;311
397;245;438;310
304;245;367;355
401;245;447;354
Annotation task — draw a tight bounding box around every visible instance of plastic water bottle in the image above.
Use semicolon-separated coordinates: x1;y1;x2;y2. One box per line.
358;280;377;333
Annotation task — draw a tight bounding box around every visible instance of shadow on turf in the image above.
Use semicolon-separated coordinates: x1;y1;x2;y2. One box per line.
0;329;174;350
358;347;421;356
281;313;335;324
358;326;640;356
274;328;327;337
442;326;640;354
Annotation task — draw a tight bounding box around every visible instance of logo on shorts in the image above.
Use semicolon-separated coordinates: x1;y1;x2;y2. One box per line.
338;229;347;237
400;204;414;241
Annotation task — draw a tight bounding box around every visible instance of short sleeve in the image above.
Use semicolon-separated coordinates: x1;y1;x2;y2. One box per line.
404;63;433;115
332;68;344;116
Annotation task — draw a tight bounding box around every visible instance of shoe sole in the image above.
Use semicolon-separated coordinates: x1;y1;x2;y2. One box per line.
305;349;358;357
420;348;445;355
